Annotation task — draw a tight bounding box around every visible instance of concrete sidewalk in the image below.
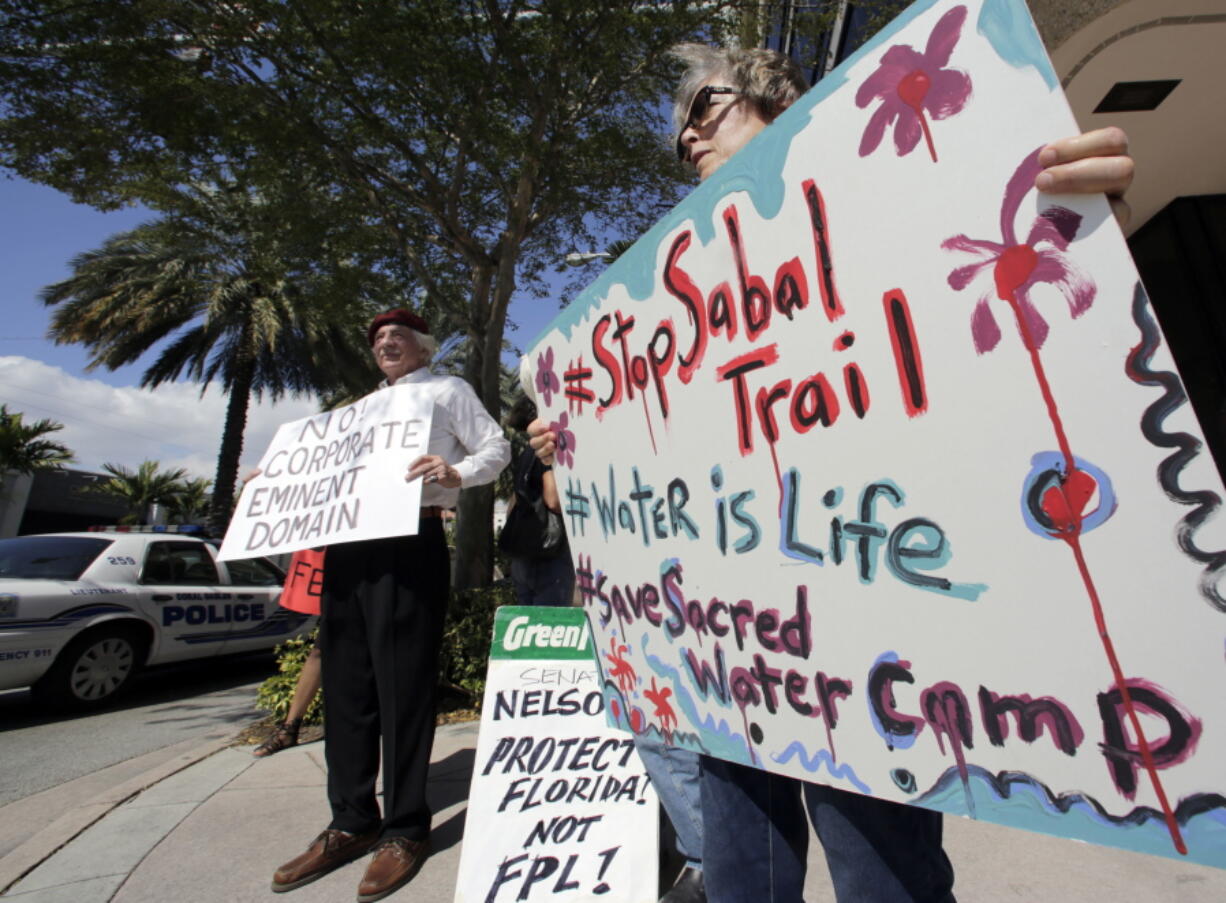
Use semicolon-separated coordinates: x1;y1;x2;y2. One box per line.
1;720;1223;902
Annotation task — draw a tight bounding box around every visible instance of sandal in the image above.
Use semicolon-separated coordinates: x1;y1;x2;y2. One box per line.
253;718;302;757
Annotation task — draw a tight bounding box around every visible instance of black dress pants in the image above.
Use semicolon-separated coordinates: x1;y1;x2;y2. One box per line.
319;520;449;841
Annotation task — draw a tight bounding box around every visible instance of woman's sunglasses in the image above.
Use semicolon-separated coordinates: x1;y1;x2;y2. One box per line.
675;85;740;161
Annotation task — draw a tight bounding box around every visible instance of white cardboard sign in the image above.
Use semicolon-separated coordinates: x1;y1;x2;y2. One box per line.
523;0;1226;869
455;606;659;903
217;384;432;560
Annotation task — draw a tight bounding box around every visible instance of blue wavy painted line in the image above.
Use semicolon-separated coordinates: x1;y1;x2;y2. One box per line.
772;741;872;794
639;638;727;756
633;628;752;760
627;627;750;759
526;0;943;351
640;628;730;709
977;0;1058;89
1125;281;1226;612
915;764;1226;867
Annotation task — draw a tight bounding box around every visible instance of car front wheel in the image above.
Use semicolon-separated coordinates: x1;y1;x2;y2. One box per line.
34;627;145;708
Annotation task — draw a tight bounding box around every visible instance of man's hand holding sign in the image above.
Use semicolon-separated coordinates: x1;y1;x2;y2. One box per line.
406;454;462;488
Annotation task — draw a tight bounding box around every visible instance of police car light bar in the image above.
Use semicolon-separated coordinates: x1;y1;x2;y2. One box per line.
88;524;205;534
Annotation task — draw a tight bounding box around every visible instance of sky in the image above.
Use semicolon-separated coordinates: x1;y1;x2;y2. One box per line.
0;175;572;481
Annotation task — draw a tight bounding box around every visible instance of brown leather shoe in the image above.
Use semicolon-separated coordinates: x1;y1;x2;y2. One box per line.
356;836;431;902
271;828;379;893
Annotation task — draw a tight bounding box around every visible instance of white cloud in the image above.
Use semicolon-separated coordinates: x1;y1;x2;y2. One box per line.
0;356;322;480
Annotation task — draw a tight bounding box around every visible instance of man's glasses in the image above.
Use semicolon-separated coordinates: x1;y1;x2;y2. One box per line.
675;85;740;160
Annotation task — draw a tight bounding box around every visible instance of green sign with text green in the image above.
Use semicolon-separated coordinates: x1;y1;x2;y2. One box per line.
489;606;595;661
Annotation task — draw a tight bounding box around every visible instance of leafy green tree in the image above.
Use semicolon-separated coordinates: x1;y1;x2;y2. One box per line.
0;404;74;475
40;199;377;534
735;1;910;74
91;460;188;525
0;0;739;585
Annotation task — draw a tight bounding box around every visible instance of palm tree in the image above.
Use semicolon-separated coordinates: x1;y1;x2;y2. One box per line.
167;476;213;524
0;405;74;476
90;460;188;525
41;199;375;534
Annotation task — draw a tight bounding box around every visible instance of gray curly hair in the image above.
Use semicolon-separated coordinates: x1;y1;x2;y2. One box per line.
670;43;808;142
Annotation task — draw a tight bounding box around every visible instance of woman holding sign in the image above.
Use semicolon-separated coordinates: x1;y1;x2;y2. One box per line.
530;40;1134;903
500;395;575;606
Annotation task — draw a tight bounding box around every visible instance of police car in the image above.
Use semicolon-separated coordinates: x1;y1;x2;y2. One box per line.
0;526;314;708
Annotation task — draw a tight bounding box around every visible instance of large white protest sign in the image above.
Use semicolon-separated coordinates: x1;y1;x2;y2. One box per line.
217;384;433;560
523;0;1226;870
456;607;659;903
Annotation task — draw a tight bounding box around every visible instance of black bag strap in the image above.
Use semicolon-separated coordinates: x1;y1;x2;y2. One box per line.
513;448;543;508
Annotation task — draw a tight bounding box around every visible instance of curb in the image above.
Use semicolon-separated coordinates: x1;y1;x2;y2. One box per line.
0;732;239;894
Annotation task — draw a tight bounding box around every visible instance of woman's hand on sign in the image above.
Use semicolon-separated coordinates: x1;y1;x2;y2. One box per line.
1035;126;1135;226
241;467;262;484
527;418;556;466
407;454;461;488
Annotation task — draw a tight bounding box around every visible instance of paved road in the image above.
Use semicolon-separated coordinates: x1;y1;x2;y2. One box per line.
0;651;276;859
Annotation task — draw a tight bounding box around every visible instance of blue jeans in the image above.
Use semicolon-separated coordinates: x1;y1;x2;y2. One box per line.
509;553;575;606
701;756;954;903
635;733;704;871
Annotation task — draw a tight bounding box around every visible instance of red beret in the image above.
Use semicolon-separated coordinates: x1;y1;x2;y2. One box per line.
367;308;431;345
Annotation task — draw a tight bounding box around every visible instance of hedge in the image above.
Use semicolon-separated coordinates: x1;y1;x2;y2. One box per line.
254;581;514;724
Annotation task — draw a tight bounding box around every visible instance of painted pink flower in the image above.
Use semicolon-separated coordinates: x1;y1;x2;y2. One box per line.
942;148;1096;354
535;347;559;408
856;4;972;163
549;411;576;468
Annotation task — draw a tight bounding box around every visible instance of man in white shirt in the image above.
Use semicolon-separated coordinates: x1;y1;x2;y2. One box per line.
273;309;509;902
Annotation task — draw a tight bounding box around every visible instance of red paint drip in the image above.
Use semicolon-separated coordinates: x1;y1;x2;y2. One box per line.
936;696;976;818
994;245;1038;297
740;707;759;766
640;391;658;455
897;69;930;109
998;272;1187;855
996;252;1076;473
823;713;838;765
897;70;937;162
1065;534;1187;854
769;441;784;518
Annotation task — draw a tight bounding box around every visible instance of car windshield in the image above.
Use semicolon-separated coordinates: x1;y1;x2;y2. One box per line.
0;536;113;580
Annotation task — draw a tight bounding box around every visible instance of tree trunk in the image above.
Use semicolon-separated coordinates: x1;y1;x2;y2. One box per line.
453;482;496;590
208;355;255;536
453;263;497;590
451;98;549;590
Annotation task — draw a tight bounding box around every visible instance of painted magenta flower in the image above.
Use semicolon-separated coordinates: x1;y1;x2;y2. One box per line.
549;411;577;468
942;148;1096;354
535;347;559;408
856;4;972;163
